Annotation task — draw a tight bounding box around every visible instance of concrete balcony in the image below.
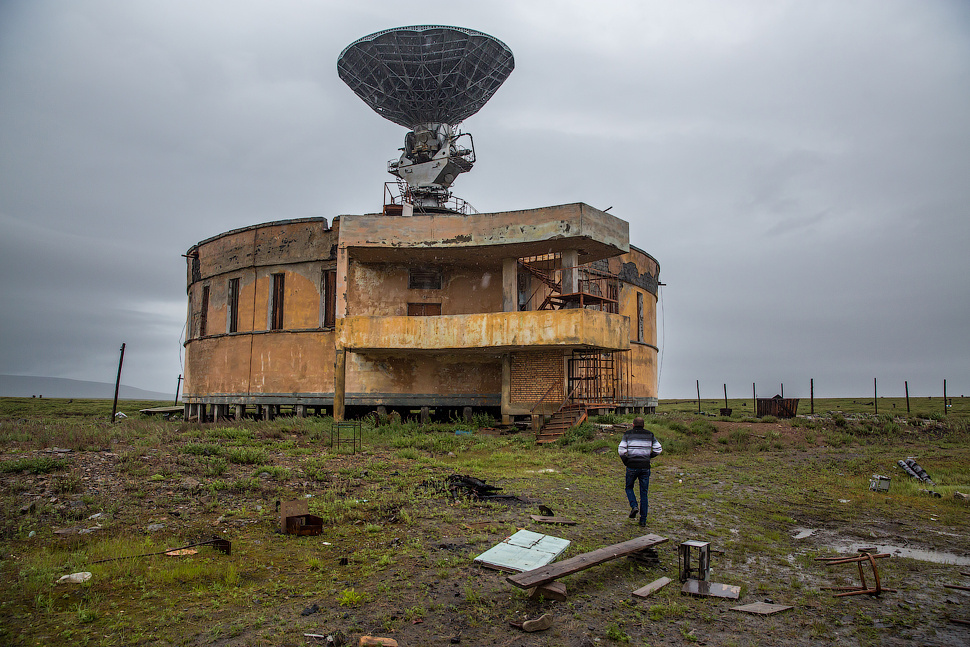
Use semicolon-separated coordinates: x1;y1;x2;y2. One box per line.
337;309;630;353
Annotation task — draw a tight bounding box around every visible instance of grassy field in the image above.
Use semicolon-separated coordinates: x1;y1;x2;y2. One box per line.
0;397;968;646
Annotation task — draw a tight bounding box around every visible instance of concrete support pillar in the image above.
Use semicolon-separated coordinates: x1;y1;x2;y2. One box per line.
262;405;271;421
561;249;579;296
184;403;191;420
199;403;207;423
501;353;512;425
463;406;472;423
420;406;430;425
334;349;347;422
531;414;540;431
234;404;244;421
377;406;387;418
295;404;306;418
502;257;518;312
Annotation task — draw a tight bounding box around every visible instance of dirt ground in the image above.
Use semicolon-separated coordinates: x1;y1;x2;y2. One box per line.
1;413;969;646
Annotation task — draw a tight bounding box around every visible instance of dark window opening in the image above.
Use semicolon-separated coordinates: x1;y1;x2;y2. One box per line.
323;270;336;328
636;291;644;343
199;285;209;337
227;278;239;333
407;302;442;316
408;269;442;290
271;273;285;330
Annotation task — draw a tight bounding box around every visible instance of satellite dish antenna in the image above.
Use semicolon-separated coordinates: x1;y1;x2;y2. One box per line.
338;25;514;211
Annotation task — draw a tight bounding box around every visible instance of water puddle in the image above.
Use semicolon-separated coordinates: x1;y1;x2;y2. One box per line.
836;543;970;566
793;528;816;539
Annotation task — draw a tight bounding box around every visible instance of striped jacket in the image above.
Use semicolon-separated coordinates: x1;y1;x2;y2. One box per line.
618;427;662;468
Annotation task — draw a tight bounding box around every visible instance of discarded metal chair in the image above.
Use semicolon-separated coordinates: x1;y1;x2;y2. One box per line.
816;550;896;597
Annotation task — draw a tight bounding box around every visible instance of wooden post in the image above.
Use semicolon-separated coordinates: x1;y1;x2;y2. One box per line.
874;378;878;415
334;349;346;422
696;380;701;413
723;383;728;409
905;381;910;414
174;374;183;405
943;379;947;416
752;383;756;416
781;383;784;398
810;378;814;414
110;343;126;423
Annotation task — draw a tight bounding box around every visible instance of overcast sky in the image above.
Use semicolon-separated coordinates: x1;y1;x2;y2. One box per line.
1;0;968;400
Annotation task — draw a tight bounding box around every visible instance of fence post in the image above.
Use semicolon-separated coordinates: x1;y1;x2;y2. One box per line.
696;380;701;413
111;343;126;423
810;378;814;414
905;381;910;414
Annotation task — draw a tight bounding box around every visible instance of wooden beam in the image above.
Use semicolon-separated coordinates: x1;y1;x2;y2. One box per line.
507;534;668;590
529;515;577;525
632;576;672;599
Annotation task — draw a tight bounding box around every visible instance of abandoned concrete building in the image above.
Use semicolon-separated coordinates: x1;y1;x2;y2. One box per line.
181;26;660;436
182;203;659;430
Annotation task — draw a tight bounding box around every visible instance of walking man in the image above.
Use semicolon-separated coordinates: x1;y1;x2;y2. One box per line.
618;416;662;527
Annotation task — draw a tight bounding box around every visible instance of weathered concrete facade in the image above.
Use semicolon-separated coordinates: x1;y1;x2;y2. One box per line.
182;203;660;421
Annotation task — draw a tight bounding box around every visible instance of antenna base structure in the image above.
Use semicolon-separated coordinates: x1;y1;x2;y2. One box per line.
338;25;513;212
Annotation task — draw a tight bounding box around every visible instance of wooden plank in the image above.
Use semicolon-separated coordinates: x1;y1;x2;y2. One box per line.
278;499;309;534
632;576;672;599
944;584;970;592
529;515;577;525
507;534;668;589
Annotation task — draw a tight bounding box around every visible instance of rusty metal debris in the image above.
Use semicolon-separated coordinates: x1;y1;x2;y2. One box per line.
816;550;896;597
286;514;324;536
678;540;740;599
90;537;230;564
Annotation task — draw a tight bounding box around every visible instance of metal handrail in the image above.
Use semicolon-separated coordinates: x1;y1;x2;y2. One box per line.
530;381;562;414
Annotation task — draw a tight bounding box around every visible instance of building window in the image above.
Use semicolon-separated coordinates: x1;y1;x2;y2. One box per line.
322;270;336;328
199;285;209;337
270;273;285;330
636;291;644;343
408;269;442;290
227;278;239;333
407;302;441;316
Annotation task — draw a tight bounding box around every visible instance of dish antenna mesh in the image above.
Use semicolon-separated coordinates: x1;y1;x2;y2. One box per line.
337;25;514;129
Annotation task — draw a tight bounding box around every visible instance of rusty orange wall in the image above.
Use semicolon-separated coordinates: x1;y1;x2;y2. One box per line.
347;262;503;316
184;332;336;397
346;352;502;397
247;332;335;394
614;247;659;400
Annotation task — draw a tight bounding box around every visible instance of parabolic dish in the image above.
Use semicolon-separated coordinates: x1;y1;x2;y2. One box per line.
337;25;514;129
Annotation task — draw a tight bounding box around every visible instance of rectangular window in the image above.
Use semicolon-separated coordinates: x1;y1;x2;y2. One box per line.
408;268;442;290
227;278;240;333
407;302;442;316
271;273;285;330
636;291;644;343
322;270;336;328
199;285;209;337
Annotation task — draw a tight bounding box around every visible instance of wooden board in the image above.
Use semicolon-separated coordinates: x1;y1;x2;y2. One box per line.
529;515;577;525
507;534;668;590
632;577;672;599
278;499;309;534
731;602;793;615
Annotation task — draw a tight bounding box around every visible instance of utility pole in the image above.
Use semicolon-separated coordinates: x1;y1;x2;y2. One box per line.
111;343;126;423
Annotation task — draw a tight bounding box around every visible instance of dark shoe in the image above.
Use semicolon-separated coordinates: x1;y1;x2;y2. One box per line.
628;507;638;519
638;518;647;527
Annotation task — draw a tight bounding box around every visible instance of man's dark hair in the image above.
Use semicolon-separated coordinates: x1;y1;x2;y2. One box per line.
633;416;645;427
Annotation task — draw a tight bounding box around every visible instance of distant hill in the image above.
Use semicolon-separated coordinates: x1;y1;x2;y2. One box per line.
0;375;174;401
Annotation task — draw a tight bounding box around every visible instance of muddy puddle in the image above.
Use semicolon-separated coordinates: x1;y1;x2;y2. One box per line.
835;543;970;565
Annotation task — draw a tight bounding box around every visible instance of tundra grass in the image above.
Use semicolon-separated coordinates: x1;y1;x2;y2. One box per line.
0;398;968;646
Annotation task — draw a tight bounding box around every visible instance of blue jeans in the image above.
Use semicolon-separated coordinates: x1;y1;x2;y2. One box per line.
625;467;651;519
